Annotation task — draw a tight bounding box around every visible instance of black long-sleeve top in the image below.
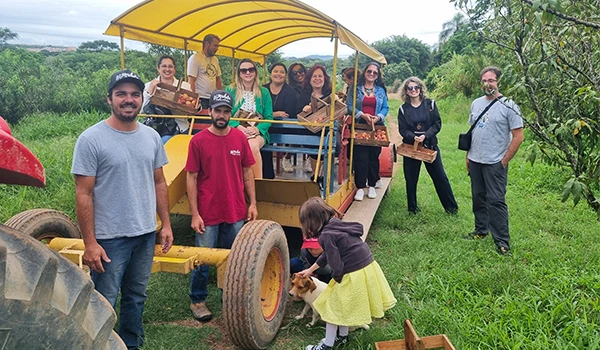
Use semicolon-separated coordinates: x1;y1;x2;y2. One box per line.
397;98;441;148
263;83;298;119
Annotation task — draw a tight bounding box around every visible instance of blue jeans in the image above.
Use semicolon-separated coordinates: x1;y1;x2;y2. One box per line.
189;220;244;303
91;232;156;350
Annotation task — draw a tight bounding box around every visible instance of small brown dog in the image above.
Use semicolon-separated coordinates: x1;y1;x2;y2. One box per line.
288;273;327;327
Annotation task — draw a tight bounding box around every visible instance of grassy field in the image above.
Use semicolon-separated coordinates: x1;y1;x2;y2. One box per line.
2;96;600;349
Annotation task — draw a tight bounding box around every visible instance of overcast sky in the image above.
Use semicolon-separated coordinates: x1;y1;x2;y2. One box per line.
0;0;459;57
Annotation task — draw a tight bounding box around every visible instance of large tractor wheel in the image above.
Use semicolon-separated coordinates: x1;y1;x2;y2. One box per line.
0;224;126;349
223;220;290;349
4;208;81;242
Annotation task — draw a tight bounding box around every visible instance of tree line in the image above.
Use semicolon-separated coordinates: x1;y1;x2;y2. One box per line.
2;3;599;218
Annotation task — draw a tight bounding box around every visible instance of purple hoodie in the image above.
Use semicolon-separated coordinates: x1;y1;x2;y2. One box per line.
315;218;374;283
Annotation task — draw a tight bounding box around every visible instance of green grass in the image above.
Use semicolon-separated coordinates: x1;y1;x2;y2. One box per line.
2;100;600;349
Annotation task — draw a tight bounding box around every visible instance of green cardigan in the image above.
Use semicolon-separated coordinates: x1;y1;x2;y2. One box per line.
226;86;274;144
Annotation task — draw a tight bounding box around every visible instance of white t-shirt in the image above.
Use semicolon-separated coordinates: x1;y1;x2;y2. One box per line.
187;51;221;98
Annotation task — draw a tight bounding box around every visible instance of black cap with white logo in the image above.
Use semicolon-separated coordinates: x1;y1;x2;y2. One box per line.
209;90;233;109
107;69;145;94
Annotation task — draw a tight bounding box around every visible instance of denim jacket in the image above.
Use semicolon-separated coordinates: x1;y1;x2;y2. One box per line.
346;84;389;124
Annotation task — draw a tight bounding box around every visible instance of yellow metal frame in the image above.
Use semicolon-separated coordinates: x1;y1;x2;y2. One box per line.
49;238;232;288
115;0;387;218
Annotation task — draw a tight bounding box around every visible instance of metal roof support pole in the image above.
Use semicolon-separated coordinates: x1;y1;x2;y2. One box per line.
262;55;268;85
231;49;236;80
348;50;359;187
325;36;339;201
119;26;125;69
183;39;188;81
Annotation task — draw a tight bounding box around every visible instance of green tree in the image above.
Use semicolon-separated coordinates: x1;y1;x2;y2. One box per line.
452;0;600;217
371;35;432;78
78;40;119;52
384;62;413;88
0;28;18;49
439;13;468;44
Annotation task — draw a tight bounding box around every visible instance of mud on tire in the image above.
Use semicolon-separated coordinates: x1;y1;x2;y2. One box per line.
223;220;290;349
0;224;125;349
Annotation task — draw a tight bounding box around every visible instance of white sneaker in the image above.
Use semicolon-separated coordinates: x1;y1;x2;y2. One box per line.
375;179;384;189
282;158;294;172
367;187;377;199
304;161;313;173
354;189;364;201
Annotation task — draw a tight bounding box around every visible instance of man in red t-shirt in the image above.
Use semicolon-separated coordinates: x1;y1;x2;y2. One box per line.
185;90;257;322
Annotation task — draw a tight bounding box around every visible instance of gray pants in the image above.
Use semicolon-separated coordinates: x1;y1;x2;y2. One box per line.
469;161;510;249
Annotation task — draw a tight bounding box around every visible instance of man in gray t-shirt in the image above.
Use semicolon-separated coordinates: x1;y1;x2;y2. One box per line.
71;70;173;349
465;66;524;256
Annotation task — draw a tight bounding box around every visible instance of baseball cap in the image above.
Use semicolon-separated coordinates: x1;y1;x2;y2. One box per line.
107;69;145;94
209;90;233;109
301;238;321;250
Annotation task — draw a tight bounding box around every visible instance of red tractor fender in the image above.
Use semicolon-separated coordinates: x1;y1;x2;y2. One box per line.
0;116;46;187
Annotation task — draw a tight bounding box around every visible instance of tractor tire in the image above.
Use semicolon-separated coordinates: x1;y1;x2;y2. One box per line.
4;208;81;242
223;220;290;349
0;224;126;349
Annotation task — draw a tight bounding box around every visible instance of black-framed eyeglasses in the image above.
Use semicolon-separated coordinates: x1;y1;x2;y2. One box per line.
291;69;305;76
239;67;256;74
366;69;379;76
407;85;421;91
481;79;497;84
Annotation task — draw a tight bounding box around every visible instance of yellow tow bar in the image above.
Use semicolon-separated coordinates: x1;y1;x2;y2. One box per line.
48;238;231;288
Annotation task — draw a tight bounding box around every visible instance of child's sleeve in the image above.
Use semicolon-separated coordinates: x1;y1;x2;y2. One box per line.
319;235;344;283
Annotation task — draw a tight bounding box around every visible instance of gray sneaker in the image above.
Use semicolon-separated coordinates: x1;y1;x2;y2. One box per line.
190;302;212;322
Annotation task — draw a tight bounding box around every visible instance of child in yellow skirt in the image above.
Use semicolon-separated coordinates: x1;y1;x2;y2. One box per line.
297;197;397;350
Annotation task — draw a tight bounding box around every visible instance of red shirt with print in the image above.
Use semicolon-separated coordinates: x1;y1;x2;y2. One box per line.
185;128;255;226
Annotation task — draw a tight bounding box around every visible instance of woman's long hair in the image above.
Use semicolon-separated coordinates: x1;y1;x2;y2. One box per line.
299;197;343;239
288;62;306;90
302;64;332;97
399;76;428;103
356;62;386;93
232;58;262;107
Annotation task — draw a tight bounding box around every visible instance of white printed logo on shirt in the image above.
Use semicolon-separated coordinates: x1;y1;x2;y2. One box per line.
230;149;241;156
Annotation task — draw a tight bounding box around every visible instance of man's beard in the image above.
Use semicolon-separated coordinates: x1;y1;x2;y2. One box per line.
112;103;140;122
212;117;228;129
483;85;496;96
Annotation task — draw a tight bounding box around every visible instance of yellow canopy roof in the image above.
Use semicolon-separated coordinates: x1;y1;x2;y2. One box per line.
104;0;386;65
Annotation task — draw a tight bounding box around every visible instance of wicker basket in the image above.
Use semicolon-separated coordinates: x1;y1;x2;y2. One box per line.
149;81;199;115
353;124;390;147
397;141;437;163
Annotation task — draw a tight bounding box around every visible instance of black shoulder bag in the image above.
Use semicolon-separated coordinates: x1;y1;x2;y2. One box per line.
458;96;502;151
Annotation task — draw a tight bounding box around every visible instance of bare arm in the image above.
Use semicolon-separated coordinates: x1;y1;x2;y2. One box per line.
501;127;525;167
216;76;223;90
188;76;196;92
154;167;173;253
243;167;258;220
75;175;110;273
186;171;205;232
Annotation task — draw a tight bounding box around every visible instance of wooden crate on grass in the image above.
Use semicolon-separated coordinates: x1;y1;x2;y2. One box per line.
149;82;199;115
397;141;437;163
353;124;390;147
375;319;455;350
298;95;347;133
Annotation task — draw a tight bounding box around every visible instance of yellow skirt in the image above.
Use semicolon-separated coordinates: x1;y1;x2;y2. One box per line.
313;260;397;326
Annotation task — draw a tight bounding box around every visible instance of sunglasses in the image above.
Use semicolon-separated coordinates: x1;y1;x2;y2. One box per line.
239;67;256;74
291;69;305;76
366;69;379;76
407;86;421;91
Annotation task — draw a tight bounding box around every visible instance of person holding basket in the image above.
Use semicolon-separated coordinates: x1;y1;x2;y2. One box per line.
346;62;389;201
226;58;274;179
397;77;458;214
